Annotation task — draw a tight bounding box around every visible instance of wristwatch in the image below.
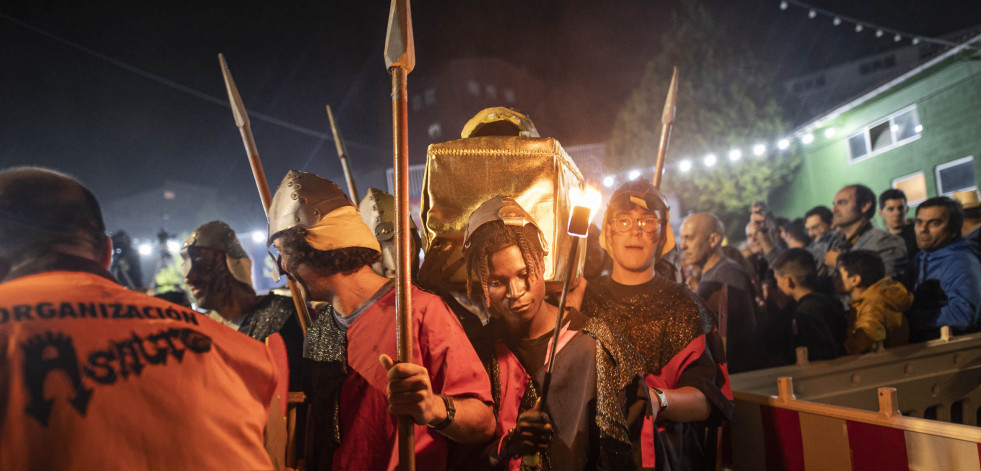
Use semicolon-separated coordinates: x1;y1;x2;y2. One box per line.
650;387;668;412
429;394;456;430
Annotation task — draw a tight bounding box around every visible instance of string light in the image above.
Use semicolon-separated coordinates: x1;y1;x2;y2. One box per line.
778;0;967;50
628;169;641;180
679;160;692;172
801;133;814;144
703;153;717;167
602;175;615;187
778;139;791;150
753;144;767;156
728;149;742;162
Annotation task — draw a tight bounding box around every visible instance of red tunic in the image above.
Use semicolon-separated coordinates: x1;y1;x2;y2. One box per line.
332;285;493;471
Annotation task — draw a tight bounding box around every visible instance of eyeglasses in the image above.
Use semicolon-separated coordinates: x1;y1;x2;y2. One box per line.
612;216;660;234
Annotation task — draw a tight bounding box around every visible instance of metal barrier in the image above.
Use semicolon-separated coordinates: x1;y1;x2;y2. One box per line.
727;329;981;470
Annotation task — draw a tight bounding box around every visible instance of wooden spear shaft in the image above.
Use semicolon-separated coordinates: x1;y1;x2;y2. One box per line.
326;105;360;205
385;0;416;468
219;53;311;333
653;66;679;189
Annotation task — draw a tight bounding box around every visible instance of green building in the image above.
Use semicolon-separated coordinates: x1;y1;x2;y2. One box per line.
770;33;981;220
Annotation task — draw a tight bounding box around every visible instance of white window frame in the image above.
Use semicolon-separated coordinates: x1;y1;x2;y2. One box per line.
847;105;922;165
935;155;977;196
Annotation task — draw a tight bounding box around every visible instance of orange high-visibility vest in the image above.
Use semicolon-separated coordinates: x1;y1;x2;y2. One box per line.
0;270;279;471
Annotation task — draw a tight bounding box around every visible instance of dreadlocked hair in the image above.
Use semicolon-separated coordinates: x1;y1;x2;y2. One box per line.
464;221;545;307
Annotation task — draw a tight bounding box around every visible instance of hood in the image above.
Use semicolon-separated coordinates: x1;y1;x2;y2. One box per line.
916;237;978;263
854;277;913;312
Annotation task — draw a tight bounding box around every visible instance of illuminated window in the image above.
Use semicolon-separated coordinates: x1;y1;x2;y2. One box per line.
892;171;927;205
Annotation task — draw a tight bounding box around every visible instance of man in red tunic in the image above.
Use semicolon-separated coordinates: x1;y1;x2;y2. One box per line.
581;180;734;470
267;170;495;471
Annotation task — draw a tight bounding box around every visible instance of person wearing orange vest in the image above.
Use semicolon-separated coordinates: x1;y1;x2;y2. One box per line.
0;167;284;470
267;170;495;471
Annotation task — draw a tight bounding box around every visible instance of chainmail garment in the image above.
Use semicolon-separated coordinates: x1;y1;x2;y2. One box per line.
302;304;347;471
581;276;715;375
583;317;645;471
484;315;642;471
242;294;297;341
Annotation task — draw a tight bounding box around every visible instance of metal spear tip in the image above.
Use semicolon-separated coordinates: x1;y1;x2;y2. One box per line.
384;0;415;72
661;66;678;125
218;53;249;128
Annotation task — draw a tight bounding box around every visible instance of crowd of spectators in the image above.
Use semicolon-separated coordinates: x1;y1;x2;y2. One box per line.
677;183;981;370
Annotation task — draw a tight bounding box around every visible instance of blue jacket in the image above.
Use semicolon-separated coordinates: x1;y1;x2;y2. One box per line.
908;238;981;336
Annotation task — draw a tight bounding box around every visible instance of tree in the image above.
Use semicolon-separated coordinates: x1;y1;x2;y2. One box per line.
607;0;801;238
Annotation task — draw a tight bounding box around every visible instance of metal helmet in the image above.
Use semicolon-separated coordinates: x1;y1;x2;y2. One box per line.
181;220;253;290
460;107;540;138
359;188;421;278
599;179;676;256
464;195;548;254
267;169;354;243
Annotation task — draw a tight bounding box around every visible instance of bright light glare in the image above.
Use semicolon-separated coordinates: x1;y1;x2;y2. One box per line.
801;133;814;144
703;154;717;167
138;243;152;256
824;128;837;138
808;9;816;19
166;240;180;253
915;124;923;133
753;144;767;156
628;169;641;181
728;149;742;161
570;185;604;223
778;139;791;150
602;175;615;188
891;124;899;132
679;160;692;172
252;230;266;243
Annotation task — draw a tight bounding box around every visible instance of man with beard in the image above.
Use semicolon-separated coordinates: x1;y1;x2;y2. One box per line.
181;220;304;390
906;196;981;341
824;184;907;278
267;170;494;471
581;180;733;470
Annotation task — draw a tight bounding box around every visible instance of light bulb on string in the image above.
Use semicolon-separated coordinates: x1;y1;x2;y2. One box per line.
779;1;788;11
833;16;841;26
855;24;864;33
808;9;817;19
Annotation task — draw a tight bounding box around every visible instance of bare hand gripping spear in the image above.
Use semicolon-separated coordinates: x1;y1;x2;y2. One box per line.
218;53;312;334
384;0;417;468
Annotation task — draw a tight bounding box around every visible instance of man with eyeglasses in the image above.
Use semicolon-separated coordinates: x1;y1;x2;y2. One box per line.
580;180;733;470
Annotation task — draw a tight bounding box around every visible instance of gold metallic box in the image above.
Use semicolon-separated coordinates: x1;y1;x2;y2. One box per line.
420;135;585;287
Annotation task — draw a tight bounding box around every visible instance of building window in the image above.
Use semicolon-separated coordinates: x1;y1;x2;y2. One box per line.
935;156;976;196
467;80;480;96
847;105;922;164
485;85;497;99
412;95;422;111
424;88;436;106
428;122;442;139
892;171;927;205
504;89;515;103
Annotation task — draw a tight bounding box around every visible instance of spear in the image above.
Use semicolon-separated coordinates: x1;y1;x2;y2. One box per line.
652;66;678;189
384;0;416;468
218;53;312;333
326;105;360;205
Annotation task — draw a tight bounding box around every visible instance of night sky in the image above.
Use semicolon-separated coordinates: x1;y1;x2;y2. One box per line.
2;0;980;233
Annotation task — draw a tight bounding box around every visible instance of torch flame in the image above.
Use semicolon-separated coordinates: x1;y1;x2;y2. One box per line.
570;185;603;223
